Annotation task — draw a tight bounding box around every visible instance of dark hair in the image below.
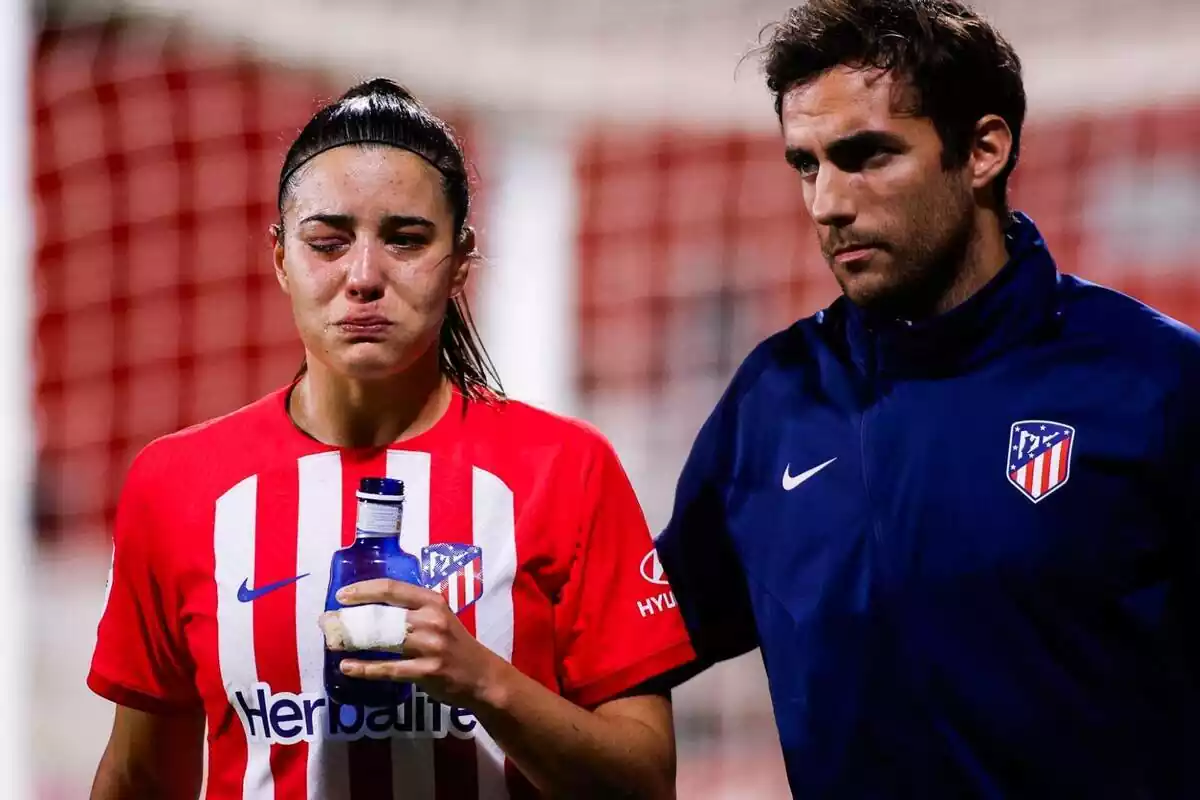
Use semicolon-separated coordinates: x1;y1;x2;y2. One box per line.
276;78;503;401
762;0;1026;206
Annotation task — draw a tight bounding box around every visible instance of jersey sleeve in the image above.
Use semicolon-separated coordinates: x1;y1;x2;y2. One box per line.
87;446;200;713
1178;367;1200;536
554;436;696;708
1168;332;1200;606
653;363;760;675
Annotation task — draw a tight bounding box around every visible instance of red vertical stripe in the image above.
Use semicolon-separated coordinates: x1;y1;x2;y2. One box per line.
343;452;395;800
429;454;480;800
1024;460;1037;495
1057;439;1071;484
254;460;306;799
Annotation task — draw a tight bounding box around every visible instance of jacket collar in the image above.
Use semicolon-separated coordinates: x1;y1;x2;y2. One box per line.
841;212;1062;379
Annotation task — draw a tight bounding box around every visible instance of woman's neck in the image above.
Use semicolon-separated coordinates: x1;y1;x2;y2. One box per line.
289;349;453;449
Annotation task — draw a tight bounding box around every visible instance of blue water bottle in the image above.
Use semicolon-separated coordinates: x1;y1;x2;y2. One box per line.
324;477;423;707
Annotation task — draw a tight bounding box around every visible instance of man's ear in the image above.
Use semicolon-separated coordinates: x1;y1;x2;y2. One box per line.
969;114;1013;194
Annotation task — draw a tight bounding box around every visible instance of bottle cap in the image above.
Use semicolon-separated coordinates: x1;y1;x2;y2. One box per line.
357;477;405;503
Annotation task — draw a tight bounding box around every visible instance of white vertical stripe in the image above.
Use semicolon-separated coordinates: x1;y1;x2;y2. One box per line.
1015;464;1026;488
1048;441;1063;490
464;561;476;605
297;452;350;800
389;450;432;561
1032;453;1046;498
472;467;517;800
387;450;435;800
214;475;274;800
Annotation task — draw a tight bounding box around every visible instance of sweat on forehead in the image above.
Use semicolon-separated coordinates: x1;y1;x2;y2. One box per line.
279;146;449;219
280;143;441;205
278;142;447;211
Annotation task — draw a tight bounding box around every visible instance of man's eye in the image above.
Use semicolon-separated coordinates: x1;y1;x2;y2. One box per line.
795;159;819;177
864;150;893;167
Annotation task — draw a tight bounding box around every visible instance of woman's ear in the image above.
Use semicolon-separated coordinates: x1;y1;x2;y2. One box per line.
270;223;290;294
450;226;478;298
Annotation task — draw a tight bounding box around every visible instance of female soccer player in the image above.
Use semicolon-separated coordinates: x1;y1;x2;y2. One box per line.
87;78;694;800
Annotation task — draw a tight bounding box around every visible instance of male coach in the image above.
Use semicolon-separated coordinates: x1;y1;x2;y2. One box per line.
653;0;1200;796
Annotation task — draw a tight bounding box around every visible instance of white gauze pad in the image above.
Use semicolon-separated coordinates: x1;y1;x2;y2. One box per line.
319;605;411;653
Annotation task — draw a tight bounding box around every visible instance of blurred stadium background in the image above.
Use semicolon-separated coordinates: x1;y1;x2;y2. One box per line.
26;0;1200;796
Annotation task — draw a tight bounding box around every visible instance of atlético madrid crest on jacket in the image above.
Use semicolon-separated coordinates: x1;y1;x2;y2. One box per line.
421;543;483;613
1007;420;1075;503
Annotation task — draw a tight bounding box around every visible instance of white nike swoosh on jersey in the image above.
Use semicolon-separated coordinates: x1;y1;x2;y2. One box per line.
782;457;837;491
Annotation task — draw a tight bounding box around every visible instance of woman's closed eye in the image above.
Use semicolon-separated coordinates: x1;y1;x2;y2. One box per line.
306;238;348;254
388;232;430;250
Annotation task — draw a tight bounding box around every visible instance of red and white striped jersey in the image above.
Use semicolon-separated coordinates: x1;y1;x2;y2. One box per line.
89;386;695;799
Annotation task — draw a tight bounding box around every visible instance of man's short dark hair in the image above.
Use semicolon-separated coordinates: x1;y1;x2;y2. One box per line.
763;0;1026;206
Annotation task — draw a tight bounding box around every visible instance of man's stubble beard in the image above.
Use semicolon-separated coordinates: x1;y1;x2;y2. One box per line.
836;180;977;321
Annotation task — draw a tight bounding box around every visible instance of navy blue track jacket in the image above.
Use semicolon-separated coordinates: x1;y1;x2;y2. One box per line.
655;213;1200;798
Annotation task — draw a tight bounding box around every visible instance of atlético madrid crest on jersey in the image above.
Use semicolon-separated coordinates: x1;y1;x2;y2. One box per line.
421;543;483;614
1007;420;1076;504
